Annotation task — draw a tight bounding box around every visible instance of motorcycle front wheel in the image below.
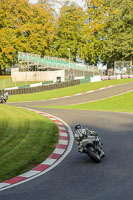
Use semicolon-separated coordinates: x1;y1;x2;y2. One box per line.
87;147;101;163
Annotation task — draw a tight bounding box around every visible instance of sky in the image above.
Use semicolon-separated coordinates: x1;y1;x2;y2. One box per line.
29;0;85;8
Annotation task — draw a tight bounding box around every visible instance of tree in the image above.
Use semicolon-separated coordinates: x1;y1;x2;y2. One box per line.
0;0;32;72
101;0;133;64
50;1;85;62
83;0;133;66
0;0;55;73
80;0;106;64
26;1;55;56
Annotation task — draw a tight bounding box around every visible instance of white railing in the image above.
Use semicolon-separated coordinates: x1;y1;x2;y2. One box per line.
18;52;99;73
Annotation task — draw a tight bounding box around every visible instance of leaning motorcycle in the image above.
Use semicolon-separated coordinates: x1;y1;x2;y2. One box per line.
74;125;105;163
0;95;5;104
0;92;8;104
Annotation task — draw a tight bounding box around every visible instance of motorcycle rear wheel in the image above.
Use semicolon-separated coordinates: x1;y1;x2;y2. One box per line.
87;147;101;163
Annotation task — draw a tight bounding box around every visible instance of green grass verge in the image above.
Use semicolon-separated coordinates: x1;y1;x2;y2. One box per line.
0;105;58;182
8;79;133;102
41;91;133;113
0;76;40;90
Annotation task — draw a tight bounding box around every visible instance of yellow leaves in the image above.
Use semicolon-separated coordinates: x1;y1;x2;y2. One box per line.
2;46;14;54
93;23;104;32
112;8;123;18
0;0;55;68
90;0;105;4
1;46;14;61
87;0;105;7
0;29;6;38
43;41;47;48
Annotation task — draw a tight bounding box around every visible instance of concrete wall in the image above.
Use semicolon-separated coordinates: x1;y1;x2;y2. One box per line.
11;68;19;75
11;68;65;82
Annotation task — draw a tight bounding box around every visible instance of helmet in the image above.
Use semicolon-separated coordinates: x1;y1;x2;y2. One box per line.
75;124;82;130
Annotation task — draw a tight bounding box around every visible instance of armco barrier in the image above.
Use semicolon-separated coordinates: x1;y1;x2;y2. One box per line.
101;75;133;80
101;76;109;80
129;75;133;78
109;76;117;80
121;74;129;79
0;80;80;96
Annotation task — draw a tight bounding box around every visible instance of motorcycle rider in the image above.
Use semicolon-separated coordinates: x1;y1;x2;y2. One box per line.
0;92;8;104
0;95;4;104
75;124;105;157
4;92;8;102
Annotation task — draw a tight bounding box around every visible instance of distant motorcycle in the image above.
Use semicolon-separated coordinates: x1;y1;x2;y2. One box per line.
0;95;4;104
75;124;105;163
0;92;8;104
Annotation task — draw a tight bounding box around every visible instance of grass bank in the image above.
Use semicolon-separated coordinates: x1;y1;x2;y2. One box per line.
8;79;133;102
0;105;58;182
42;91;133;113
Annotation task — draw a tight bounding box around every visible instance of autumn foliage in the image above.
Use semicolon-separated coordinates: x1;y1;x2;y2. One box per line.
0;0;133;72
0;0;54;71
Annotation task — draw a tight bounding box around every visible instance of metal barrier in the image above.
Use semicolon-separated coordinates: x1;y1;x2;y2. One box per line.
0;80;80;96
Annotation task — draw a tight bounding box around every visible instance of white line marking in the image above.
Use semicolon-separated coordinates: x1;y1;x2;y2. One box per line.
51;98;58;100
74;93;82;96
0;183;10;188
63;96;70;98
86;91;93;93
21;170;40;178
58;127;66;131
59;140;68;145
42;158;57;165
53;148;65;154
59;132;68;137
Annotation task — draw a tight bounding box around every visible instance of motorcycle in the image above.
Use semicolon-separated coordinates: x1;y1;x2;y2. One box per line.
74;124;105;163
0;92;8;104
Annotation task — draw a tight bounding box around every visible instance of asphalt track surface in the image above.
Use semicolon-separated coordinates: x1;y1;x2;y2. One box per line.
1;82;133;200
